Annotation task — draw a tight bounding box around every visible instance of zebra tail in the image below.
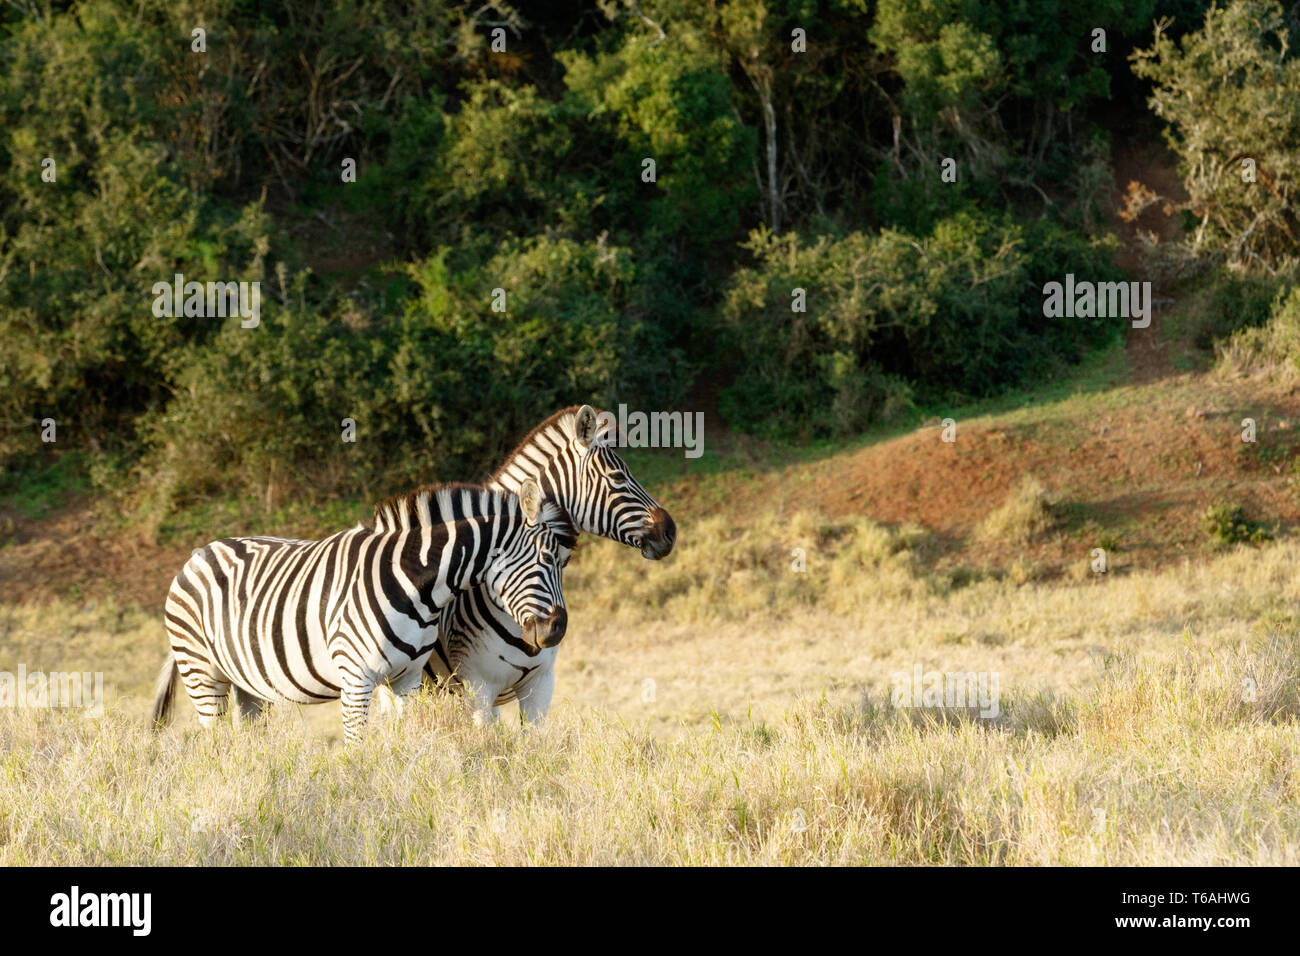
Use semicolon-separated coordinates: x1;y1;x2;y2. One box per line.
150;655;179;729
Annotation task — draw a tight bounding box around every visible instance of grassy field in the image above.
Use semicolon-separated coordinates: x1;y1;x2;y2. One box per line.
5;316;1300;864
2;492;1299;864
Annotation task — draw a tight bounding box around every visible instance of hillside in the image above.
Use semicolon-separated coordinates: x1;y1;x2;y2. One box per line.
4;339;1296;612
7;135;1289;609
4;366;1300;862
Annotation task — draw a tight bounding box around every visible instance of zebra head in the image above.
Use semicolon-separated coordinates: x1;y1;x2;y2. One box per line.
484;479;569;653
567;405;676;560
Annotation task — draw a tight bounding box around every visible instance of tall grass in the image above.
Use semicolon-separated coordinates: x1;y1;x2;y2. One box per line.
2;633;1296;865
975;476;1054;546
1217;285;1300;381
2;519;1299;864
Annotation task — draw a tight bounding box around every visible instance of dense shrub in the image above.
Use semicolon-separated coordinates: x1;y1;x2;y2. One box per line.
719;214;1123;439
0;0;477;464
389;82;615;263
140;235;684;510
1202;503;1273;546
0;3;273;458
1178;268;1294;352
0;0;1213;512
386;234;686;474
559;26;756;251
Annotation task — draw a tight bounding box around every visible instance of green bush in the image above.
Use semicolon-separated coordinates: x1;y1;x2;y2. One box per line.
719;213;1123;440
136;277;388;513
0;0;1187;511
139;235;687;513
1202;503;1273;546
386;29;758;262
559;27;756;251
1133;0;1300;268
0;0;274;459
1179;268;1293;351
0;0;468;465
392;81;616;263
385;234;686;477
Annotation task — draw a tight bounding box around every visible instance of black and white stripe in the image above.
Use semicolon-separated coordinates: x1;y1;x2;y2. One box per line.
419;405;675;723
151;480;568;741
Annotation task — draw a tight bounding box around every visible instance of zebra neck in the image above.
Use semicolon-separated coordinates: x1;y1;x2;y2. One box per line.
487;417;585;550
491;463;579;530
398;513;502;610
489;420;568;497
488;466;549;498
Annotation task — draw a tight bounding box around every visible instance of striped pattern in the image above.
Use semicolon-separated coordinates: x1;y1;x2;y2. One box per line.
154;482;568;741
421;406;675;722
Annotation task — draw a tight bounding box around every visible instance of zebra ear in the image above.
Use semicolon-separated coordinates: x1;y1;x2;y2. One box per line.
574;405;599;448
519;478;542;525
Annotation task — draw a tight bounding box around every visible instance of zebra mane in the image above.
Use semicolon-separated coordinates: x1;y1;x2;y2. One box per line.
367;481;577;542
368;482;515;534
488;405;596;485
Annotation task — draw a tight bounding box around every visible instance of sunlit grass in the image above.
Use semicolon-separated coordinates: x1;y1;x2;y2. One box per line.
2;528;1298;864
2;637;1296;865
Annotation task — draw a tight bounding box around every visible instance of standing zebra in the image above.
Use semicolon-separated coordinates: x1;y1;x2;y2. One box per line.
411;405;675;724
152;479;569;742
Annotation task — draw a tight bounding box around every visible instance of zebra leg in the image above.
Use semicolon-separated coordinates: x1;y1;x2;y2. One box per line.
390;667;427;723
373;683;398;721
516;666;555;726
374;668;422;724
178;664;231;729
463;679;500;727
339;678;376;743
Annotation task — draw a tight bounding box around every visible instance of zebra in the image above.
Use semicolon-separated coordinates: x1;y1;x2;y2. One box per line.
408;404;676;724
151;479;570;742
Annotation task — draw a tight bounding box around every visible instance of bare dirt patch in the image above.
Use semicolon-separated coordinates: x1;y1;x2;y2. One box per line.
671;376;1300;580
0;498;191;611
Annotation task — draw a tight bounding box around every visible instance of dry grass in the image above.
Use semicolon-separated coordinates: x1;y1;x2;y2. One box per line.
2;513;1299;864
975;476;1054;547
1;644;1297;864
1215;286;1300;383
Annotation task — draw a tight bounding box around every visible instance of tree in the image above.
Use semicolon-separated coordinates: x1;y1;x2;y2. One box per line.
1132;0;1300;269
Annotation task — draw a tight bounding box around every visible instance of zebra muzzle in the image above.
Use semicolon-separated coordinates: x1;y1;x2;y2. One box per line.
521;606;568;651
639;507;677;559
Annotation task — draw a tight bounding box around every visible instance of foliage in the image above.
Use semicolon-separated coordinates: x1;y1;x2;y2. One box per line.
1216;285;1300;380
719;214;1122;439
1202;502;1273;546
1;0;1257;511
1177;267;1294;352
1132;0;1300;268
976;476;1054;546
139;234;679;511
0;2;273;458
869;0;1157;207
